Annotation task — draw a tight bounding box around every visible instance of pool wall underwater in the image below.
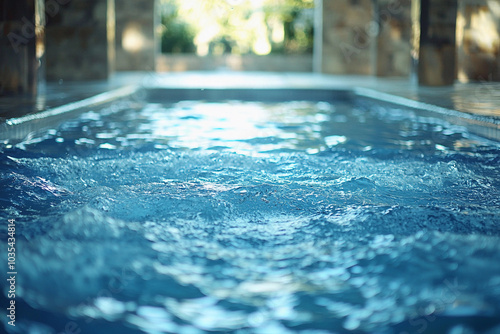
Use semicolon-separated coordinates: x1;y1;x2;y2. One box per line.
1;85;500;334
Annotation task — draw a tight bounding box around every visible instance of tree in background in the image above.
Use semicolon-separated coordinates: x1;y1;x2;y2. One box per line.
159;2;196;53
159;0;314;56
263;0;314;54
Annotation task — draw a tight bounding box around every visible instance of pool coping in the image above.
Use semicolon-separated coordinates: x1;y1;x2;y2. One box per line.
1;84;499;143
0;86;139;143
354;88;500;142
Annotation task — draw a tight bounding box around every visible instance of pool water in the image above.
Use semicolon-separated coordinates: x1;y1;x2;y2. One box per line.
1;98;500;334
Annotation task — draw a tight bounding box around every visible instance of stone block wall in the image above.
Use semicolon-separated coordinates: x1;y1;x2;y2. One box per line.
375;0;412;77
457;0;500;82
418;0;458;86
115;0;156;71
44;0;114;81
4;0;500;96
321;0;413;77
322;0;375;75
320;0;500;84
0;0;45;96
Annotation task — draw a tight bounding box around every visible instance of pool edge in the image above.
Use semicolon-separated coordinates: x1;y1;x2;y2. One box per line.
355;87;500;142
0;86;140;143
1;86;499;144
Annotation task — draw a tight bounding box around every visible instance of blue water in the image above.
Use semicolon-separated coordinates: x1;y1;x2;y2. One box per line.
1;99;500;334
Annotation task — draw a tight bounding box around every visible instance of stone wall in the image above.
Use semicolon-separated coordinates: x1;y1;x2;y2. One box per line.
457;0;500;82
4;0;500;95
418;0;458;86
321;0;375;75
115;0;156;71
0;0;45;96
320;0;500;84
375;0;412;77
44;0;114;81
156;54;313;72
321;0;413;77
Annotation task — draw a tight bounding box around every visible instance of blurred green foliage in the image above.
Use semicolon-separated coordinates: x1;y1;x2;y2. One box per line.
160;4;196;53
159;0;314;55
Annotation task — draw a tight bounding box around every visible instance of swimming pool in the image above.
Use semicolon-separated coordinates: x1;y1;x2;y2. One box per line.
1;87;500;334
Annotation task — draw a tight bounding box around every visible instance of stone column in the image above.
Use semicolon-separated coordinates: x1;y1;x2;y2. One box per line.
375;0;412;77
417;0;458;86
115;0;156;71
0;0;45;96
456;0;500;82
44;0;115;81
321;0;375;75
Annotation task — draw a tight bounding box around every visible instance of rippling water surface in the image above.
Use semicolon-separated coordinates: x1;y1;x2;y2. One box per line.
1;99;500;334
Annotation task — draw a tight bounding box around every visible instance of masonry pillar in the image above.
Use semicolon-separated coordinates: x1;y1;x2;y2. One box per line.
417;0;458;86
456;0;500;82
375;0;412;77
115;0;156;71
321;0;375;75
44;0;115;81
0;0;45;96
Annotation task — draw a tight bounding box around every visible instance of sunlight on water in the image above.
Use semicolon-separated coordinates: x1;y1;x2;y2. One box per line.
1;99;500;334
